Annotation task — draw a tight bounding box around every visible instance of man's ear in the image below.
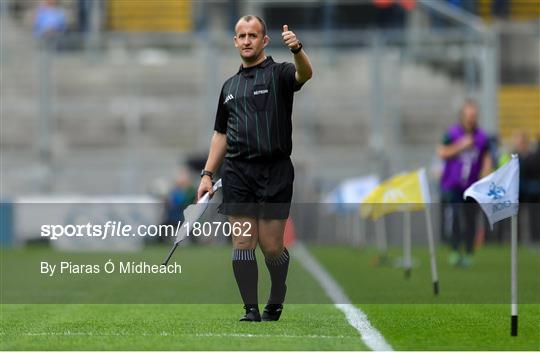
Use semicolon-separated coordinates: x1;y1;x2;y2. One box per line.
233;35;238;48
263;35;270;48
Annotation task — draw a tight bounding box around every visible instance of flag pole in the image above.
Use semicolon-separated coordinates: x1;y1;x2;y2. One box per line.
511;214;518;336
403;211;412;279
424;205;439;295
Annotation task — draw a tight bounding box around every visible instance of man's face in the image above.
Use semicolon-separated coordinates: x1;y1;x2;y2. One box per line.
234;19;268;62
513;132;529;154
461;104;478;132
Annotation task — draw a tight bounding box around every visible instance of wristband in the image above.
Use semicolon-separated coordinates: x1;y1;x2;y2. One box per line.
200;170;213;179
291;42;303;54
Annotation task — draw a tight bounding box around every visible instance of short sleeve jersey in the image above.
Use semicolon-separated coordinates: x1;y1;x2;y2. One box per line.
213;56;304;160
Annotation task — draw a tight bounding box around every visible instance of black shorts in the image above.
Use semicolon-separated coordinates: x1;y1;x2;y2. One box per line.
219;157;294;219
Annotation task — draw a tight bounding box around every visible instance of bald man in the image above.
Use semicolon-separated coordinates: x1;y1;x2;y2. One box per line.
197;15;313;321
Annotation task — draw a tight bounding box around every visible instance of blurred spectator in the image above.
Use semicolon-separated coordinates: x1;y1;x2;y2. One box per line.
373;0;407;29
492;0;510;19
513;132;540;242
160;167;197;243
437;99;492;267
489;132;540;244
33;0;66;39
77;0;92;33
513;130;530;157
447;0;477;14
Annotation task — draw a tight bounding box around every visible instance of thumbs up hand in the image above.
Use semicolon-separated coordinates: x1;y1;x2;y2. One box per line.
282;24;301;51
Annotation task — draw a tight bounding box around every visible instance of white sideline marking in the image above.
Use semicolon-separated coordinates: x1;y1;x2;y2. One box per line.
293;243;393;351
20;332;350;339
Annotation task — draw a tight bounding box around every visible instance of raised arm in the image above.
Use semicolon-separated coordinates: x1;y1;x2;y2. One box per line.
282;25;313;84
197;132;227;200
437;134;473;160
480;149;494;177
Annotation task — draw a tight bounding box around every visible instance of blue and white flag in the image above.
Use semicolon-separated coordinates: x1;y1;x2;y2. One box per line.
463;155;520;229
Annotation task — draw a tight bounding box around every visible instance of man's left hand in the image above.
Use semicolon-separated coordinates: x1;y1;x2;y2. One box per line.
282;25;300;51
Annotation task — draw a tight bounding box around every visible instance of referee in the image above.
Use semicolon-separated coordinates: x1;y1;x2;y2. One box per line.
197;15;313;322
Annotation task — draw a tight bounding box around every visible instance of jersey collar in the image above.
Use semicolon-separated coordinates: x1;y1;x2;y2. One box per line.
237;56;274;74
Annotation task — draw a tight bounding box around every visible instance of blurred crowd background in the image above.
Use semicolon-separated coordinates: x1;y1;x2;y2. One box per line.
1;0;539;248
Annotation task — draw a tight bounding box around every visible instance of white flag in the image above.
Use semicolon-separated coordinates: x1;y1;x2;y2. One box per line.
463;155;520;229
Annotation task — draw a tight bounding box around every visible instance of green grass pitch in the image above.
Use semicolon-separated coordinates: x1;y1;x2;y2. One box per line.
1;244;539;350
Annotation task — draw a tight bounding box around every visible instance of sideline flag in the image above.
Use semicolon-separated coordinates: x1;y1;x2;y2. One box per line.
360;168;439;295
463;155;520;336
463;155;520;229
361;168;430;220
161;179;222;266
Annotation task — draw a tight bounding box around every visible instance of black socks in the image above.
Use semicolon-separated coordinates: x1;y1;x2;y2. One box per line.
232;249;258;306
264;248;290;305
232;248;290;306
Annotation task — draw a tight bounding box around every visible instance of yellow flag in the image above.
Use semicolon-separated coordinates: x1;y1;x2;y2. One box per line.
361;168;430;220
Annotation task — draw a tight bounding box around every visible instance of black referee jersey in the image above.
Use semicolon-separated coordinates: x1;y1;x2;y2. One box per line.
213;56;304;161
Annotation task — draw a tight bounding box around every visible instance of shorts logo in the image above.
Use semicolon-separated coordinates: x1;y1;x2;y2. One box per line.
253;89;268;96
224;94;234;104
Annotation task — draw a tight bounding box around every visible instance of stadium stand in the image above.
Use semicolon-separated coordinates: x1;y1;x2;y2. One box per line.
478;0;540;22
107;0;192;32
499;85;540;142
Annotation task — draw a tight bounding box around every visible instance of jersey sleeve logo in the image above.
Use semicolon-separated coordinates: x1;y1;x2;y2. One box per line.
224;94;234;104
